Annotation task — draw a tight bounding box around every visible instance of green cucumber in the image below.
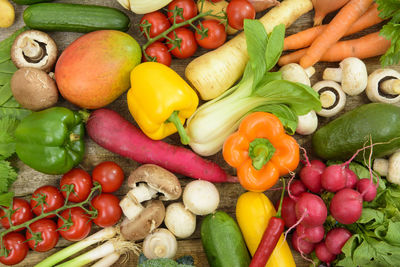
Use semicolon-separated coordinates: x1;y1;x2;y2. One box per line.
201;211;250;267
312;103;400;160
12;0;53;5
23;3;130;33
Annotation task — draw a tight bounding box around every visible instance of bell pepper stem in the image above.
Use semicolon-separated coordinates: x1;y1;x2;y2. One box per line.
167;111;190;145
248;138;276;170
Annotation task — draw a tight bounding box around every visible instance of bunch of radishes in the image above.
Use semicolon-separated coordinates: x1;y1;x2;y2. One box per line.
281;157;378;264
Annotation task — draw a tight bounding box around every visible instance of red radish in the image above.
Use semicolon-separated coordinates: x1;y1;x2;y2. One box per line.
281;196;297;228
357;178;377;202
296;224;325;243
292;230;315;254
329;188;363;225
315;242;337;263
86;109;236;183
325;228;352;255
288;180;307;197
321;165;347;192
345;168;358;188
295;192;327;227
299;159;325;193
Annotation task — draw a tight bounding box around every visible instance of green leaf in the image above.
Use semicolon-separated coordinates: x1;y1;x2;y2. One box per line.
376;0;400;20
2;97;20;108
254;80;321;115
0;107;31;120
0;82;12;107
0;192;13;207
265;24;285;72
379;23;400;66
244;19;268;89
251;104;298;134
0;72;12;85
139;258;178;267
0;60;17;74
358;208;385;225
0;160;18;193
0;27;28;64
0;116;19;159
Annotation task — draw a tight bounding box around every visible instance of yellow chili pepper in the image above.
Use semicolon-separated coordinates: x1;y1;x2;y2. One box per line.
236;192;296;267
127;62;199;144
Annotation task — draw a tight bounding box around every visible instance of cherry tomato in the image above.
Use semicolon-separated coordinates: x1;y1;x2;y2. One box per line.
92;161;124;193
144;42;172;66
57;207;92;241
0;198;33;230
140;11;171;40
0;232;28;265
60;168;93;203
26;219;59;252
195;19;227;49
31;185;64;218
91;194;122;228
167;28;198;59
227;0;256;30
167;0;198;24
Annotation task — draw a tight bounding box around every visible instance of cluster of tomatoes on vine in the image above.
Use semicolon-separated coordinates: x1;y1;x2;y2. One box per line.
141;0;256;66
0;161;124;265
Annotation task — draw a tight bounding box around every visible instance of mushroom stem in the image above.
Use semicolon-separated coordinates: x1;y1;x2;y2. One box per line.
323;68;342;83
305;66;316;78
21;36;45;61
320;91;336;108
373;158;388;177
381;79;400;95
127;183;158;203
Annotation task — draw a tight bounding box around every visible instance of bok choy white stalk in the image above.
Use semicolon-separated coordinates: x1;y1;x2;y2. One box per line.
34;227;117;267
186;20;321;156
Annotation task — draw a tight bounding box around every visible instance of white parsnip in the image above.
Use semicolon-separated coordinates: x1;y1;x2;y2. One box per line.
185;0;313;100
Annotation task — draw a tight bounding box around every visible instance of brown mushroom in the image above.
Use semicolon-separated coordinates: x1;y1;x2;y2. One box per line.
11;67;58;111
120;200;165;241
119;164;181;220
11;30;58;72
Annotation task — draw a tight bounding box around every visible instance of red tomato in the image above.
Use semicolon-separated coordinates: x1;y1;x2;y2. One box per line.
60;168;93;202
227;0;256;30
91;194;122;228
144;42;172;66
0;233;28;265
57;207;92;241
0;198;33;230
31;185;64;217
167;28;198;59
208;0;222;2
167;0;198;24
195;19;227;49
140;11;171;39
92;161;124;193
26;219;59;252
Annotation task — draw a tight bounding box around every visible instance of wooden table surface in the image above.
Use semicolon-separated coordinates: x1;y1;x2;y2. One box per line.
0;0;396;266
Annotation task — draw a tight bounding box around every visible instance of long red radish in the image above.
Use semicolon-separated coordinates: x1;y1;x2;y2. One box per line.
278;31;390;66
295;192;327;227
86;109;236;183
329;188;363;224
300;0;374;68
283;3;383;51
324;228;352;255
312;0;351;26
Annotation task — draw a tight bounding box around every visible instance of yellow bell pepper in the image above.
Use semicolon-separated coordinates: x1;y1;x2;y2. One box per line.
127;62;199;144
236;192;296;267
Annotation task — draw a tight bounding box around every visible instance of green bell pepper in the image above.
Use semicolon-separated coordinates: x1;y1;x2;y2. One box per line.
15;107;86;175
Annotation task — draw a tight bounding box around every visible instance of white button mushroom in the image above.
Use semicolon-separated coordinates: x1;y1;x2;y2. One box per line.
296;110;318;135
164;202;196;238
143;228;178;259
313;80;346;117
323;57;368;96
119;164;182;221
182;180;220;216
366;69;400;104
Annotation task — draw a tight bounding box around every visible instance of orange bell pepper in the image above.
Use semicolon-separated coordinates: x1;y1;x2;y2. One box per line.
223;112;299;192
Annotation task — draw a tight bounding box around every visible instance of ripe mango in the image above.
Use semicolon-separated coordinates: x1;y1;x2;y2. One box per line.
55;30;141;109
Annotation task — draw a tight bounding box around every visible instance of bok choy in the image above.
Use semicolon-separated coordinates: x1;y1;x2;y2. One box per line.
186;20;321;156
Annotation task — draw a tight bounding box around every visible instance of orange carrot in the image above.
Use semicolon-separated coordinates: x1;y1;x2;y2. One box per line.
283;3;383;51
299;0;373;68
279;32;390;66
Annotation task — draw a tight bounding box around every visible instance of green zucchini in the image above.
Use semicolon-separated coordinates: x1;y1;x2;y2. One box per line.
23;3;130;33
201;211;250;267
312;103;400;160
12;0;53;5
